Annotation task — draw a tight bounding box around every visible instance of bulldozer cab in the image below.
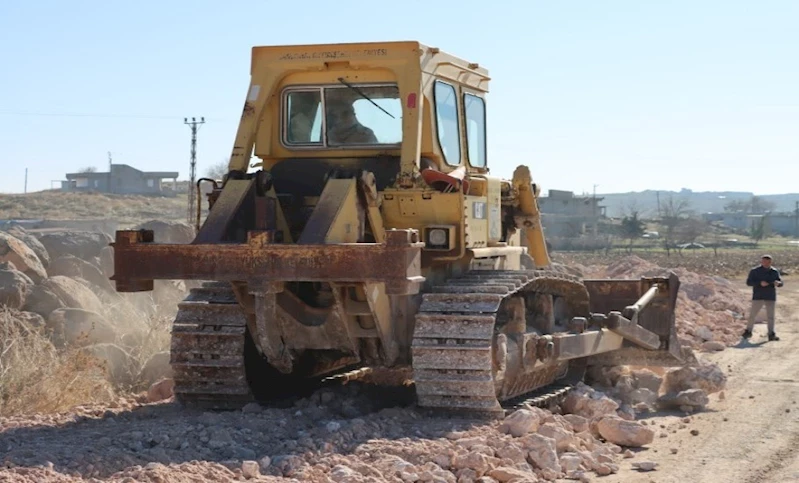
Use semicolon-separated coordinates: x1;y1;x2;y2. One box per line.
226;41;490;191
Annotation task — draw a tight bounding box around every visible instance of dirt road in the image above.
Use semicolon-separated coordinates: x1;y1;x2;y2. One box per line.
605;280;799;483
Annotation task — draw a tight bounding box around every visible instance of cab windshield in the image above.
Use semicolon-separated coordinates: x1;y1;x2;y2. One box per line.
284;84;402;147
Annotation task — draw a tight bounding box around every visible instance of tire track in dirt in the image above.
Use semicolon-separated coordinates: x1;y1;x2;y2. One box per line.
739;286;799;483
743;428;799;483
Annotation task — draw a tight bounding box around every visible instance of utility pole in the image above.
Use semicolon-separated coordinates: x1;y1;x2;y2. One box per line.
656;191;661;217
107;151;113;194
184;117;205;226
24;168;28;194
592;184;599;236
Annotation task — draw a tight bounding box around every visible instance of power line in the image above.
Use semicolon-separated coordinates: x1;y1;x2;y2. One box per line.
0;111;225;121
184;117;205;227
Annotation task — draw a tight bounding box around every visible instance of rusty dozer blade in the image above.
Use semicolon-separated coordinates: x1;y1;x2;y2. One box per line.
581;273;693;367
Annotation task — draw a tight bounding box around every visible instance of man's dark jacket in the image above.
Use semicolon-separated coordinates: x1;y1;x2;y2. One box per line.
746;265;782;301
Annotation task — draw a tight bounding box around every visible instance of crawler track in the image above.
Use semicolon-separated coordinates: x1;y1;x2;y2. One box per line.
170;271;593;414
412;269;592;416
170;282;255;409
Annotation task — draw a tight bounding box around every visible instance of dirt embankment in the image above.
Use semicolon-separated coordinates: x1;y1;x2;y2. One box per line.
0;191;189;226
554;249;799;279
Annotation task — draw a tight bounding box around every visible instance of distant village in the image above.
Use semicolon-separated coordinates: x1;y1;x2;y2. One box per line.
60;164;180;197
57;163;799;251
537;188;799;251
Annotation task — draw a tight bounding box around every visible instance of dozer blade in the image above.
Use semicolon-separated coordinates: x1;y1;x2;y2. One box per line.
581;273;694;367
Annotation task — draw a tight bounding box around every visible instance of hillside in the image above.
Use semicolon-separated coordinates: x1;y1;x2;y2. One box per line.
0;190;190;226
3;188;798;229
595;190;799;218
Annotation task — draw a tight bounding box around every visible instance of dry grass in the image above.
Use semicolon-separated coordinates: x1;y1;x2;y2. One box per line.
90;288;177;391
0;308;114;416
129;313;172;381
553;248;799;279
0;191;188;225
112;306;172;390
0;281;180;416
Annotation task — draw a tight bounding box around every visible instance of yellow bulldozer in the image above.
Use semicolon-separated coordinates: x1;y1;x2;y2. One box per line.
111;41;686;416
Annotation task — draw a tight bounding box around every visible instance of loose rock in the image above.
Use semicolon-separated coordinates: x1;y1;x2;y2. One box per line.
5;226;51;268
663;362;726;395
0;232;47;283
487;466;531;482
596;417;655;447
40;276;105;315
563;383;620;419
36;231;112;262
500;408;543;437
241;460;260;479
632;461;658;471
147;378;175;403
0;266;34;309
48;255;116;293
658;388;710;411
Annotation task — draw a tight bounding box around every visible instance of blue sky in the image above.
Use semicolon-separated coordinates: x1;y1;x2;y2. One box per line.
1;0;797;195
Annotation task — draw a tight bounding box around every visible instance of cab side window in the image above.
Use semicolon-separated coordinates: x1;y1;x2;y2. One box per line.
434;81;461;166
464;93;487;168
286;90;322;144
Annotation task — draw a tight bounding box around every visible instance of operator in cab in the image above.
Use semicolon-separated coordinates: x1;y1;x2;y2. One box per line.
326;99;378;145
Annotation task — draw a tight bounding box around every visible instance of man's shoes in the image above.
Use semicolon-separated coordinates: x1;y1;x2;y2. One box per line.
742;329;753;339
768;332;780;341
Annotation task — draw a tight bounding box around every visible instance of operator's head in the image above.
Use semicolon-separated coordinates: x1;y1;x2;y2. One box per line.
761;254;772;268
327;99;356;129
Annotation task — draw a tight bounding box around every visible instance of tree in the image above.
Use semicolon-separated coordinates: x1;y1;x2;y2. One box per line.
710;222;726;256
724;196;776;214
77;166;98;173
205;159;229;180
658;195;692;256
723;199;747;212
750;196;776;214
563;220;584;238
676;217;708;244
619;212;645;252
750;215;769;243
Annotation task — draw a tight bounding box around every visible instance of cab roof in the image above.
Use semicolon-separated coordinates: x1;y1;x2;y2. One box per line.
249;41;488;78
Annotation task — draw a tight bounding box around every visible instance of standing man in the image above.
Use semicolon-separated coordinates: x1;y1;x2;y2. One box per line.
742;254;784;341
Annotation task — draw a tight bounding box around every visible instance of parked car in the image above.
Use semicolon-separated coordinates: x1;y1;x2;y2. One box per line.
678;242;705;249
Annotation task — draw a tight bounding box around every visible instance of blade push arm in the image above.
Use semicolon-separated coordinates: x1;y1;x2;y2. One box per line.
511;165;551;268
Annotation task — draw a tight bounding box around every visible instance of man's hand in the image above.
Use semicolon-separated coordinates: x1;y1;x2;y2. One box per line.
776;281;784;287
761;281;769;287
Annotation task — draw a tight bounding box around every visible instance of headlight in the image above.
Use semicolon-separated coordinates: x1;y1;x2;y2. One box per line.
424;226;454;250
428;228;448;246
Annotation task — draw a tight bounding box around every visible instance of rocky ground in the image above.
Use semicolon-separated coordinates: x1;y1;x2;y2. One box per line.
0;363;726;483
1;223;795;482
